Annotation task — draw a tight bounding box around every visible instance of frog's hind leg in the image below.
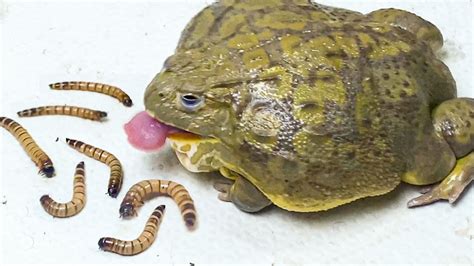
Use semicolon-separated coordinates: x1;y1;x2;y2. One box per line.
367;8;443;51
213;168;271;213
408;98;474;207
407;153;473;207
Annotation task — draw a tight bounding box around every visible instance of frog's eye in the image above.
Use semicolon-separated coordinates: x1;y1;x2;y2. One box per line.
180;93;204;111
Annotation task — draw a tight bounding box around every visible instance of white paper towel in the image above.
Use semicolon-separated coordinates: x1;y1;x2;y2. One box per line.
0;0;472;264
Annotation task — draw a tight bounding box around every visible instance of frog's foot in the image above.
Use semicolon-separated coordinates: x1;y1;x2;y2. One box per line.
213;179;233;202
213;175;271;213
408;152;474;207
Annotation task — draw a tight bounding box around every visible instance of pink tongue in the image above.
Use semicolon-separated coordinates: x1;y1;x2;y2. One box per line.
124;111;174;151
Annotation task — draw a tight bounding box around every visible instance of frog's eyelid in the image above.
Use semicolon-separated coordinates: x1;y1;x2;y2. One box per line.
209;80;243;88
209;76;279;88
166;60;195;72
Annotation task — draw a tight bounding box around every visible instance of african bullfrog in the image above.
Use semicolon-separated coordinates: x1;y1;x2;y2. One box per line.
137;0;474;212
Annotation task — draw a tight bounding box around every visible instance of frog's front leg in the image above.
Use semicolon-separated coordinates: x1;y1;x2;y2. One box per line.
408;98;474;207
213;168;271;213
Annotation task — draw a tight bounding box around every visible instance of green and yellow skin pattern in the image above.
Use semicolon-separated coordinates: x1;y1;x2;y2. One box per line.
145;0;474;212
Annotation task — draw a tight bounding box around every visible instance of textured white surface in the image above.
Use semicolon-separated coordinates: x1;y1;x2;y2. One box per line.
0;0;473;264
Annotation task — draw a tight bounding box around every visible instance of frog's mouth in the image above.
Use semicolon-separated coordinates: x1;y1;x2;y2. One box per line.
123;111;220;172
123;110;209;145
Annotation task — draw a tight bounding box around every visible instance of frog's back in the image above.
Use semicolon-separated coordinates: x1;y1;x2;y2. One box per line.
177;0;365;51
170;0;457;211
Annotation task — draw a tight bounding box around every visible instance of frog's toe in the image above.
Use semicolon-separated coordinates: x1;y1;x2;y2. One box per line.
213;175;271;212
213;180;232;202
419;185;434;194
405;186;435;207
407;186;444;207
408;152;474;208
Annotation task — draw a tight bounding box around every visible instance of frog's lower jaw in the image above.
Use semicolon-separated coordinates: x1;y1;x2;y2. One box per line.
168;136;274;212
169;136;223;173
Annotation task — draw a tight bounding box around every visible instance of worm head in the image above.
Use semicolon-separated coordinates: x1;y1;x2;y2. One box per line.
108;186;120;198
98;111;108;118
97;237;111;250
40;166;55;178
123;98;133;107
119;202;135;218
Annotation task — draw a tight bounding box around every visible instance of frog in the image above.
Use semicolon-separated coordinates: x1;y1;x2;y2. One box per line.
142;0;474;212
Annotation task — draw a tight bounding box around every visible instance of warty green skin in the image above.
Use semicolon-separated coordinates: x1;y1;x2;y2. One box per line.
144;0;470;212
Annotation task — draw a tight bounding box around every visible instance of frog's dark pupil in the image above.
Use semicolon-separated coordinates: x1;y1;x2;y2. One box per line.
181;94;200;106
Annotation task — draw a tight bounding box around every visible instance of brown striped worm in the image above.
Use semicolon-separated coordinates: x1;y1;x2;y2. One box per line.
120;179;196;229
40;161;86;218
17;105;107;121
98;205;165;256
65;138;123;197
0;116;55;177
49;81;133;107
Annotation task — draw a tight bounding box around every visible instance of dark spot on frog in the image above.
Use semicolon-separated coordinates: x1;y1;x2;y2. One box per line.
326;51;340;58
403;81;410;88
346;151;355;159
400;90;408;98
362;118;372;127
465;121;471;128
382;73;390;80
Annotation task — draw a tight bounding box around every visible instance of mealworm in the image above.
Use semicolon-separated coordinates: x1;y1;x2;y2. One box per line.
65;138;122;198
40;161;86;218
0;116;55;177
98;205;165;256
17;105;107;121
49;81;133;107
119;179;196;229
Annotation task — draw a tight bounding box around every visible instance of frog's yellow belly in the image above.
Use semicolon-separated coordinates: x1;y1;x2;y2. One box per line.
168;133;402;212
